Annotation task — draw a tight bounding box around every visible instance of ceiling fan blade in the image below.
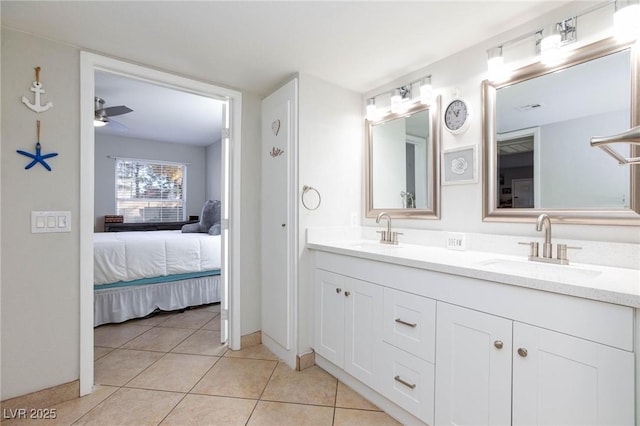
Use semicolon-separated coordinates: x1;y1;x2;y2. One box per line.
106;118;128;131
102;105;133;117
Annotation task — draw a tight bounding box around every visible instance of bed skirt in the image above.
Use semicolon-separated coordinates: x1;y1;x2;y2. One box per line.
94;274;221;326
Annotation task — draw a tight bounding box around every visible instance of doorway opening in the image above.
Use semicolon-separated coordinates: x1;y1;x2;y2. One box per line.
80;53;242;396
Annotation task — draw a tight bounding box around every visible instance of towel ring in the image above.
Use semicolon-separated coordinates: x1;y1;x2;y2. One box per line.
302;185;321;210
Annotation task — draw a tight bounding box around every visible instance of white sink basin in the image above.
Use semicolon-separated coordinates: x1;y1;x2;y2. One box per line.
478;258;602;281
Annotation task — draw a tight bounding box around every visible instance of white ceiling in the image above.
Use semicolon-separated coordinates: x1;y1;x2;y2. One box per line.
496;49;631;134
2;0;575;145
95;71;224;145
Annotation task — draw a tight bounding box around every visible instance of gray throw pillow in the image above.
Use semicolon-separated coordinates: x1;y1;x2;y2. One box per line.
182;200;221;233
208;223;221;236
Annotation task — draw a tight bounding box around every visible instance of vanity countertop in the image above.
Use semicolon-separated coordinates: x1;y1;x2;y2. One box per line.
308;239;640;309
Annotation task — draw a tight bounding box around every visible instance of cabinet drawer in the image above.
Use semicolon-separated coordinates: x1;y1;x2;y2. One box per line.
379;342;434;425
383;287;436;362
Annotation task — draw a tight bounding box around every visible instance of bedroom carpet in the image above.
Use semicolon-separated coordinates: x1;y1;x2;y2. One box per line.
4;304;401;425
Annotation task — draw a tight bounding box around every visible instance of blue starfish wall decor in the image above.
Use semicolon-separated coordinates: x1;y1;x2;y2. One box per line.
17;121;58;171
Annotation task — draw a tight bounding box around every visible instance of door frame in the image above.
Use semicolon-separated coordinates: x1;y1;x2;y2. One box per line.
79;52;242;396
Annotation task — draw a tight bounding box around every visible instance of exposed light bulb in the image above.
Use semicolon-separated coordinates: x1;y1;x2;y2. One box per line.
487;46;508;82
614;0;640;40
390;88;402;113
366;98;377;121
540;25;563;66
93;119;108;127
420;76;433;105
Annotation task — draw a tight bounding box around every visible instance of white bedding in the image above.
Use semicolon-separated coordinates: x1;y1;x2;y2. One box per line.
94;230;221;286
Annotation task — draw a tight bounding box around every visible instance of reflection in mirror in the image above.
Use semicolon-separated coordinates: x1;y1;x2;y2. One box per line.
483;37;640;224
366;97;441;219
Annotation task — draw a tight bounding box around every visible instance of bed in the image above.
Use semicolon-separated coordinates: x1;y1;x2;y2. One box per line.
94;230;221;326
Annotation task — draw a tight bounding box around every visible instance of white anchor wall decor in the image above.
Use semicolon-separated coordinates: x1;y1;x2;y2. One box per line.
22;66;53;113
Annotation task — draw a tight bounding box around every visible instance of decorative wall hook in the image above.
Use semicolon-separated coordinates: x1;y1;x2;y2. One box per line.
22;66;53;113
16;120;58;171
270;147;284;157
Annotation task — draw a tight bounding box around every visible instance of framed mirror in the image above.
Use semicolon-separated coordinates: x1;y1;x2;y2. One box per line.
482;37;640;225
365;96;441;219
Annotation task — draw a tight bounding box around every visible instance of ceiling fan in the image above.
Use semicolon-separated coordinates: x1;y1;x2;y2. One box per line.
94;97;133;129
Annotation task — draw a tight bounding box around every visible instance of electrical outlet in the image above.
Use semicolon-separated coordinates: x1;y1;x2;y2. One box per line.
446;232;466;251
350;212;358;226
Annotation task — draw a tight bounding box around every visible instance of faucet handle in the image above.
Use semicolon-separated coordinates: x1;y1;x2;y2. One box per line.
376;230;387;242
390;231;403;244
518;241;539;258
556;244;581;262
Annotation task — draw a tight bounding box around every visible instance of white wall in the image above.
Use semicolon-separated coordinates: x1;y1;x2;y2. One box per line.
0;27;263;400
297;73;362;354
94;134;208;231
362;2;640;244
1;29;80;400
372;118;406;208
539;110;629;209
206;140;222;202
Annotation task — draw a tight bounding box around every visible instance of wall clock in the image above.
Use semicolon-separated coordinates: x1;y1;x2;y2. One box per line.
443;98;471;134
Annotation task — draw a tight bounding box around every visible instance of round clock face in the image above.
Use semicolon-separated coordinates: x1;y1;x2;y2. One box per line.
444;99;471;134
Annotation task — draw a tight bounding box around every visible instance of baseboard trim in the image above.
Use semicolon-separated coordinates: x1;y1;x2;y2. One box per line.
0;380;79;422
296;350;316;371
240;331;262;348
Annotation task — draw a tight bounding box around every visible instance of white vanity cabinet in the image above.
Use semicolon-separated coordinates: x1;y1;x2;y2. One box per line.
435;303;513;425
512;322;634;425
435;303;634;425
314;269;383;389
311;250;636;426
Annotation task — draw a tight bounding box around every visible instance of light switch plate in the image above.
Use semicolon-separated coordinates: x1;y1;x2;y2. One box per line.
31;211;71;233
446;232;467;250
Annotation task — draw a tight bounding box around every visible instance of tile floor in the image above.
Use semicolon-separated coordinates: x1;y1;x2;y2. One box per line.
5;304;401;425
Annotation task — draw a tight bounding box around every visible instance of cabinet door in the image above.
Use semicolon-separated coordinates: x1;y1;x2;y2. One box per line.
435;303;512;426
513;322;634;426
314;270;345;367
344;277;383;389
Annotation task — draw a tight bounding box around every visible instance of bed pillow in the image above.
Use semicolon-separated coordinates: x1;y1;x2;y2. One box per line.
182;200;221;233
208;223;221;236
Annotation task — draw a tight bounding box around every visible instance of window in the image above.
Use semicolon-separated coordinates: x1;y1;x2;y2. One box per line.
115;158;186;223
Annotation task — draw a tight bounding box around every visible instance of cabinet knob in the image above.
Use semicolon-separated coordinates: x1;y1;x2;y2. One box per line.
494;340;504;349
517;348;528;357
336;288;342;294
344;291;351;297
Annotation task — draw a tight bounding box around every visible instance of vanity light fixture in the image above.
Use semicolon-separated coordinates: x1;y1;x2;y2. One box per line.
365;76;434;119
614;0;640;40
420;76;433;105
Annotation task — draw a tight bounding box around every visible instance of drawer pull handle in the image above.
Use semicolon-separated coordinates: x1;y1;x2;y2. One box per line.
336;288;342;294
395;318;417;328
494;340;503;349
394;375;416;389
344;291;351;297
517;348;528;358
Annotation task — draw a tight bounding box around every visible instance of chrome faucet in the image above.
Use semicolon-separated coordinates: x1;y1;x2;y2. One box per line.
376;212;402;245
519;213;580;265
536;213;553;258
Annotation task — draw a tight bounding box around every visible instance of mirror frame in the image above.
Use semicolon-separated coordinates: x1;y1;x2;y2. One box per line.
365;95;441;219
482;37;640;225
